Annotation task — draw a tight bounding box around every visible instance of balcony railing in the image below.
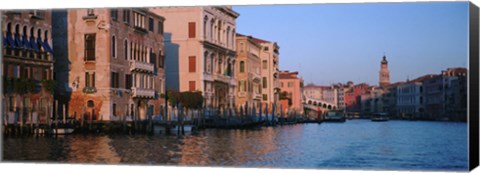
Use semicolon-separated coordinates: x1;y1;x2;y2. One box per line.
132;87;155;98
129;60;154;73
214;74;230;84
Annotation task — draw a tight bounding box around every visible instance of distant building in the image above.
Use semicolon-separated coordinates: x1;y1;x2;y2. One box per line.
360;87;385;116
235;34;262;107
322;86;338;106
279;71;304;114
379;55;390;88
52;8;166;121
443;68;467;121
345;83;370;114
303;84;324;101
382;82;404;118
2;10;54;123
151;7;239;109
396;80;424;118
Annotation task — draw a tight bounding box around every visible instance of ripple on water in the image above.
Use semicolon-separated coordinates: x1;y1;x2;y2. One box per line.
2;120;468;171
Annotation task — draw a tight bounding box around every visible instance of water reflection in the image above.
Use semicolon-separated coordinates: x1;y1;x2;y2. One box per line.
3;120;468;171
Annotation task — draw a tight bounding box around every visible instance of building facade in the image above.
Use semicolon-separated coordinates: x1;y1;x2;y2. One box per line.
152;7;239;109
279;71;304;114
303;84;324;101
235;34;262;107
2;10;54;124
253;37;280;109
53;8;166;121
396;81;424;118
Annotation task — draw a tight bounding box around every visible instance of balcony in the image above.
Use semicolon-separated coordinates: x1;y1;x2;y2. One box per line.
129;60;154;73
214;74;231;84
249;72;261;82
274;80;281;89
132;87;155;99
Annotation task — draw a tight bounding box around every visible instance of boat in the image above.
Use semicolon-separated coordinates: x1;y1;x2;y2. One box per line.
52;128;75;135
324;111;346;122
371;113;389;122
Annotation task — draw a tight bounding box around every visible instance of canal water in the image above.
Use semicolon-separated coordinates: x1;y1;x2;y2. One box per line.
2;120;468;171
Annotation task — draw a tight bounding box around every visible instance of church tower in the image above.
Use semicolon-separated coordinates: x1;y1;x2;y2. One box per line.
379;55;390;88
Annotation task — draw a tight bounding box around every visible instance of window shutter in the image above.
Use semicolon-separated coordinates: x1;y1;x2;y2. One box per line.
188;22;196;38
189;56;196;72
189;81;195;91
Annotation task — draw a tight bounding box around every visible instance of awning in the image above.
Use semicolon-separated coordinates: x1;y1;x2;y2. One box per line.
40;38;53;54
22;35;31;49
6;33;16;48
30;37;40;52
14;34;23;48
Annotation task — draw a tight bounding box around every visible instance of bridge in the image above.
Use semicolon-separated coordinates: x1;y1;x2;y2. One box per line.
302;97;337;119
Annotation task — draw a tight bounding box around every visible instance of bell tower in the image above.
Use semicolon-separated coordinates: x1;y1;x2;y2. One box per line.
379;55;390;88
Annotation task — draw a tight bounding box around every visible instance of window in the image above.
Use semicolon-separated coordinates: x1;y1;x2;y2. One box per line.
150;51;157;68
125;74;132;89
281;82;284;87
148;17;154;32
124;40;128;60
239;61;245;73
87;9;95;16
189;81;195;91
85;34;96;61
188;22;196;38
87;100;94;108
133;11;146;30
189;56;196;72
111;36;116;58
263;77;267;88
85;72;95;87
111;9;118;20
123;9;130;24
112;103;117;116
111;72;119;88
262;60;268;69
158;51;164;68
288;82;293;88
158;21;163;35
263;94;268;101
240;42;244;52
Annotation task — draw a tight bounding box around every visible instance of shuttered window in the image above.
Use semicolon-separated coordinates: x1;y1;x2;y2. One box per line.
189;56;196;73
189;81;195;91
188;22;196;38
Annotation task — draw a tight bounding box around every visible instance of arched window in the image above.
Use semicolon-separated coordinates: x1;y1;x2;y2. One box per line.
87;100;94;108
30;27;34;39
231;29;235;49
6;22;11;34
44;30;49;42
240;61;245;73
217;21;221;43
226;27;230;48
203;16;208;39
124;40;128;60
111;35;116;58
130;42;133;60
37;29;43;52
210;19;214;41
204;51;209;73
23;26;27;37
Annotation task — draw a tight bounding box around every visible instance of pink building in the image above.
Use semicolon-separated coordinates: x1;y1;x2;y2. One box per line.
279;71;304;114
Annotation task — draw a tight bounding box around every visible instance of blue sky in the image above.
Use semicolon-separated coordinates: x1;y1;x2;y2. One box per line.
233;2;468;86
